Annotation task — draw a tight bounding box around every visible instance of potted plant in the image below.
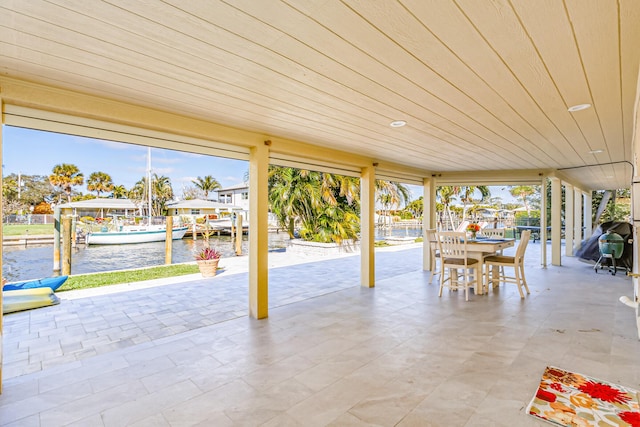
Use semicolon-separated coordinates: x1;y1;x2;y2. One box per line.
195;247;221;277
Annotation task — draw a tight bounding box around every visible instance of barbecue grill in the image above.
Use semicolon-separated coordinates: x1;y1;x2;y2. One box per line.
595;230;626;275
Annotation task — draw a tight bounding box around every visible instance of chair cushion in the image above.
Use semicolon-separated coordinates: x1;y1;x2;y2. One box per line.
484;255;514;263
442;257;478;265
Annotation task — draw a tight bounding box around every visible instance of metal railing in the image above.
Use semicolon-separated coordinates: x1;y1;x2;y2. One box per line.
4;214;55;225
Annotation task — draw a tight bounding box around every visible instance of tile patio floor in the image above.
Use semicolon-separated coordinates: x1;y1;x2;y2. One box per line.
1;241;639;426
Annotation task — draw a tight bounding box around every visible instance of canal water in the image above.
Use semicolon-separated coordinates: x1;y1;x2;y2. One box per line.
2;227;422;282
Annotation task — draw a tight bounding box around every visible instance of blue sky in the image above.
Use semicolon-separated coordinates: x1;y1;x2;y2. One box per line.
2;126;250;194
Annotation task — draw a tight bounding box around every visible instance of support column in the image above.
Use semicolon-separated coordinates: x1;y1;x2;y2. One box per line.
62;216;72;275
629;68;640;339
574;187;583;251
551;177;562;266
53;207;61;272
0;99;3;393
540;176;548;267
164;215;173;265
422;176;436;271
583;191;593;239
565;183;574;256
361;165;375;288
248;142;269;319
632;176;640;339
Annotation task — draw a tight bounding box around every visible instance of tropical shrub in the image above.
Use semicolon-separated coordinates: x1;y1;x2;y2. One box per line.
194;247;221;260
268;167;360;243
32;201;53;214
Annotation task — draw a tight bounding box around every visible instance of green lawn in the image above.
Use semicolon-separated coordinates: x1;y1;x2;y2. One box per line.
3;224;54;236
60;263;201;291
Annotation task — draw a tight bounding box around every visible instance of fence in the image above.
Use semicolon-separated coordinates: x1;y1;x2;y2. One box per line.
4;214;55;225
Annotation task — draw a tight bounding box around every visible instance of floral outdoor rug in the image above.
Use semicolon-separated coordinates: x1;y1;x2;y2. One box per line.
527;366;640;426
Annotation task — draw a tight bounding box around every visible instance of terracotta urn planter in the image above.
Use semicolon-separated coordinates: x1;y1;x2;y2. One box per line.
197;259;220;277
194;247;222;278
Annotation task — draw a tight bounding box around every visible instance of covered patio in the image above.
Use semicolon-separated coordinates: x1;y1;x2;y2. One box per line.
1;243;639;425
2;1;640;424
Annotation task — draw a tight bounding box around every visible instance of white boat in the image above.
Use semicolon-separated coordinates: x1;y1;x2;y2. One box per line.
86;148;189;245
86;224;188;245
208;218;249;234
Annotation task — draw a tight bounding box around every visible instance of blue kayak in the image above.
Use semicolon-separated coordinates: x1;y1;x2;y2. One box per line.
3;276;68;292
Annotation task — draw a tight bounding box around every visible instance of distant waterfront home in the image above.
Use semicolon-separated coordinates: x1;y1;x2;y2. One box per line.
57;198;142;218
165;199;244;219
215;184;249;211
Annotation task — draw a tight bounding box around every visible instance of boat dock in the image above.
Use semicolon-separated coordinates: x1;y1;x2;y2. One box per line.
3;234;86;247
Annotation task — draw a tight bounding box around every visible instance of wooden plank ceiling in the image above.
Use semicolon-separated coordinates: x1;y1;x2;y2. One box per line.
1;0;639;190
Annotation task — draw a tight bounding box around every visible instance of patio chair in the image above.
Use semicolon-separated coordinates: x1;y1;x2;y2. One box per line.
479;228;507;273
479;228;505;239
425;229;440;283
437;231;481;301
483;230;531;298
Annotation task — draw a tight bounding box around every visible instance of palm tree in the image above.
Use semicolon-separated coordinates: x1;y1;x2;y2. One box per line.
129;174;174;215
49;163;84;203
129;177;149;215
268;166;360;242
375;180;410;227
509;185;537;215
152;174;174;215
111;184;127;199
459;186;490;221
192;175;221;199
406;197;423;218
378;193;394;228
436;186;460;230
87;171;114;197
268;167;299;237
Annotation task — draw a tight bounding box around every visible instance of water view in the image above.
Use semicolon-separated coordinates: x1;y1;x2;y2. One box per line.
2;227;422;282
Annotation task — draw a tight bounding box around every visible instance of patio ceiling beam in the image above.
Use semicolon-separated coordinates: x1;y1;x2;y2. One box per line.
2;76;434;185
433;169;548;186
0;77;262;152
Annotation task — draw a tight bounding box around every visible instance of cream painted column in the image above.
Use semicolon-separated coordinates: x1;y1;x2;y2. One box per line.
551;177;562;266
540;176;548;267
574;187;583;251
361;165;375;288
248;142;269;319
583;191;593;239
629;68;640;339
422;176;436;271
0;95;4;393
564;183;574;256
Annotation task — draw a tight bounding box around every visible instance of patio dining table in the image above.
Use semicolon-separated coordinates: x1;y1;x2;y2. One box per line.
461;238;515;294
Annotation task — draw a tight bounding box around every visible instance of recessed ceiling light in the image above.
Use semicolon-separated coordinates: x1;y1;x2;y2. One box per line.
390;120;407;128
568;103;591;112
589;149;604;154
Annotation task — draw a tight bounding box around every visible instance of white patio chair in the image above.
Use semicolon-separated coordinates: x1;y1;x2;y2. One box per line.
483;230;532;298
479;228;505;239
437;231;481;301
479;229;507;272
